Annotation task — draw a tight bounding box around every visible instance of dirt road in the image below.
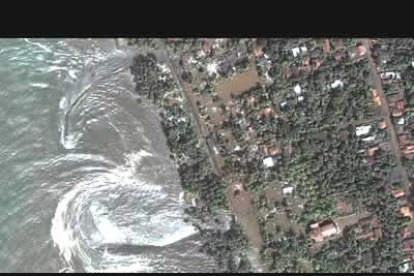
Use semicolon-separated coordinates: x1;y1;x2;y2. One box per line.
363;38;410;189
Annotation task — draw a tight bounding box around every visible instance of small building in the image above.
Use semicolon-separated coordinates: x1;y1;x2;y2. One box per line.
263;157;275;168
282;186;295;196
294;84;302;95
392;109;404;118
355;45;367;59
379;120;387;129
366;146;380;157
356;125;372;136
310;220;340;243
322;39;331;53
397;118;405;125
362;135;376;142
331;79;344;89
400;206;414;219
397;100;406;111
392;189;406;199
372;89;382;106
381;71;402;80
292;47;301;57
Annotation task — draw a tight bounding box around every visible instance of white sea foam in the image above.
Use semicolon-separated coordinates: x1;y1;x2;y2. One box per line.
51;149;197;272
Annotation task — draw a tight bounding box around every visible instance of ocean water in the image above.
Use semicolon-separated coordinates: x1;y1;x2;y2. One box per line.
0;38;216;272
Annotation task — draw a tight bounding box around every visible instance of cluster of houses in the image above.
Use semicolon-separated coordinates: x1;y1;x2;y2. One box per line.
182;38;253;85
309;215;382;245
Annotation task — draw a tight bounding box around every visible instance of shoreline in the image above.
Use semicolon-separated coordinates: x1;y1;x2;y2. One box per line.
128;42;255;273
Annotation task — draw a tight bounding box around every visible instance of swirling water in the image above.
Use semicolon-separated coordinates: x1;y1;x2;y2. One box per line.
0;39;216;272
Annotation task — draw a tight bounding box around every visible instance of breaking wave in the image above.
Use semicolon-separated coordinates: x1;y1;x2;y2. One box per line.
51;44;208;272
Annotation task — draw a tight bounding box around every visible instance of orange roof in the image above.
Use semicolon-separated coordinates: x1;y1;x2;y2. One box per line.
254;47;263;58
379;120;387;129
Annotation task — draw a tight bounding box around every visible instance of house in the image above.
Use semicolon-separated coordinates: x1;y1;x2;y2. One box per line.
398;100;406;111
298;96;304;102
263;156;275;168
356;125;372;136
232;182;244;195
372;89;382;106
400;206;414;219
331;80;344;89
294;84;302;95
310;220;340;243
355;45;367;60
392;189;406;199
282;186;295;196
379;120;387;129
402;238;414;253
292;47;301;57
393;109;405;117
397;118;405;125
291;46;308;58
366;146;380;157
362;135;376;142
322;39;331;53
381;71;402;80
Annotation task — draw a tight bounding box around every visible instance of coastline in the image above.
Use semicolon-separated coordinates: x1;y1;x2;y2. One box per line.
127;40;255;273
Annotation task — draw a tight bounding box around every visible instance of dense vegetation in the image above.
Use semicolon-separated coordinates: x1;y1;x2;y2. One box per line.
130;52;252;272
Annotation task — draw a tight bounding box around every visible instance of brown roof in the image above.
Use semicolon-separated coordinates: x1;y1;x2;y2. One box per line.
392;189;406;198
322;39;331;53
282;66;292;79
379;120;387;129
400;206;414;219
302;56;310;66
392;109;404;117
355;45;367;58
313;59;323;68
366;146;380;157
335;39;344;51
269;147;282;156
398;100;406;111
254;47;263;58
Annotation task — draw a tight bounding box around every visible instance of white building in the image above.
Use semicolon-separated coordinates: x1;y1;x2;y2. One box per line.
331;80;344;89
356;125;372;136
362;135;376;142
381;71;401;80
298;96;304;102
282;186;294;195
294;84;302;95
292;47;301;57
397;118;405;125
263;157;275;168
